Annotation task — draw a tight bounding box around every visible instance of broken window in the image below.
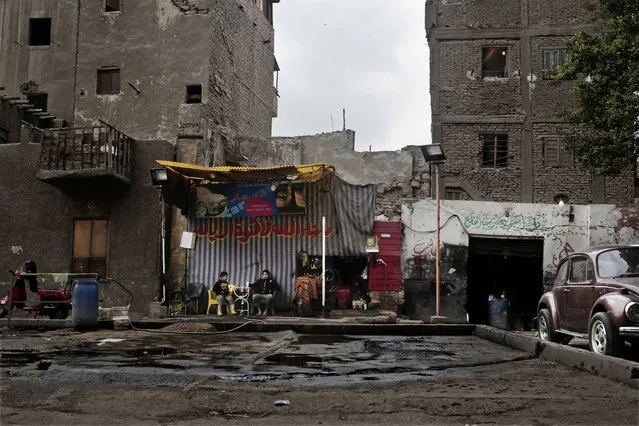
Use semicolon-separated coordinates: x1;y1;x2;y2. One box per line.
105;0;120;12
29;18;51;46
544;138;573;167
542;49;568;79
27;92;48;111
0;127;9;144
482;47;507;78
481;134;508;167
72;219;108;275
445;187;467;201
97;68;121;95
186;84;202;104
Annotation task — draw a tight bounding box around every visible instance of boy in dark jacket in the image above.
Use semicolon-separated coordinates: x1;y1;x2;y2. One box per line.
250;269;279;316
212;271;235;316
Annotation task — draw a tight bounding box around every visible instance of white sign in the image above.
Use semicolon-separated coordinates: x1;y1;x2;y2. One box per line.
180;232;196;249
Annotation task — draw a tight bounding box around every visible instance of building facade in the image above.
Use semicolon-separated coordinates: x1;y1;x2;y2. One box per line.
0;0;280;313
425;0;635;206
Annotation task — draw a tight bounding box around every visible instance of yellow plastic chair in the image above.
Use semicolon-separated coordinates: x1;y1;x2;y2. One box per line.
206;288;218;315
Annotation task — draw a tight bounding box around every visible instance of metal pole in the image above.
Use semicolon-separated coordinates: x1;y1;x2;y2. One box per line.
322;215;326;314
435;163;441;317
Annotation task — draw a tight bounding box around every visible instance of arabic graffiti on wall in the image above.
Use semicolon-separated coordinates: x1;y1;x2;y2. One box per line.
192;218;332;244
463;214;540;232
552;240;574;268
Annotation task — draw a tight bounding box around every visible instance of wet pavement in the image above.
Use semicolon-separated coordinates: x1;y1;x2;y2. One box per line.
1;329;535;389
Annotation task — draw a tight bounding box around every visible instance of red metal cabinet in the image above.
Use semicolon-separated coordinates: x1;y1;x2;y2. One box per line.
368;221;402;291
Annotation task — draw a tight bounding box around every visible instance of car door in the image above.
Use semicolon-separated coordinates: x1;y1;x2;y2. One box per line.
562;256;596;332
553;261;570;329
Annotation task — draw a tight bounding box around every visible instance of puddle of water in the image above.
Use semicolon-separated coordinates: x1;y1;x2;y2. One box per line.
263;353;323;368
297;335;359;345
0;352;42;367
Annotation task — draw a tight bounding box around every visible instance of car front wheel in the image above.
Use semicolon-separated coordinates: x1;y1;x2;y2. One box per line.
538;308;562;343
588;312;622;356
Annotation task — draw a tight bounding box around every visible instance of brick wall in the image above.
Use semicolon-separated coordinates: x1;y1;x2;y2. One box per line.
208;0;276;140
427;0;635;206
527;0;591;26
433;0;521;29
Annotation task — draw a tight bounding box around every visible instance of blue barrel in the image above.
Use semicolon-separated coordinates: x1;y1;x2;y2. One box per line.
72;280;99;330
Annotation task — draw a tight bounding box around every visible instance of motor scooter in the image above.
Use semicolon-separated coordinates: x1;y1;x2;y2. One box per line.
0;261;72;319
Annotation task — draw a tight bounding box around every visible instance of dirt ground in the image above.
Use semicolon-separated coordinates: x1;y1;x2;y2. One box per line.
1;326;638;425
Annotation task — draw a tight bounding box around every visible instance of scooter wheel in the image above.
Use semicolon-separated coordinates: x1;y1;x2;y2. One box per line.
0;306;8;318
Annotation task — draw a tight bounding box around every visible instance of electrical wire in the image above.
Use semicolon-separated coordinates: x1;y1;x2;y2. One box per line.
120;317;268;335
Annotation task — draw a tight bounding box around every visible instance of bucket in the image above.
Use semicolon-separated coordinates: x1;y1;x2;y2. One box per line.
72;280;99;330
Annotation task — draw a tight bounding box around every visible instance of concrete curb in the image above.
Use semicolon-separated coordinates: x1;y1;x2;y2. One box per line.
475;325;639;389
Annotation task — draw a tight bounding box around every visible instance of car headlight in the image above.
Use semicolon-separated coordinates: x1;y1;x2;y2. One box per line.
625;302;639;322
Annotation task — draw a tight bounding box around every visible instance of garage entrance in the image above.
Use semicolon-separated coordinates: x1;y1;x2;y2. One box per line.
467;237;544;330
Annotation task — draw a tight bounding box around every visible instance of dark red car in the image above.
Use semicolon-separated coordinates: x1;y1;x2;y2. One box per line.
537;245;639;356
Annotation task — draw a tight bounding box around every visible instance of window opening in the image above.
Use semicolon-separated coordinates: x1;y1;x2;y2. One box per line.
97;68;120;95
481;134;508;167
185;84;202;104
0;128;9;144
105;0;120;12
482;47;507;78
27;93;48;111
72;219;108;275
542;49;568;79
29;18;51;46
444;187;467;200
544;138;573;167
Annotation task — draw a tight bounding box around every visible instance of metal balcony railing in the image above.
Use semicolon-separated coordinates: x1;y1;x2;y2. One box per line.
31;120;133;184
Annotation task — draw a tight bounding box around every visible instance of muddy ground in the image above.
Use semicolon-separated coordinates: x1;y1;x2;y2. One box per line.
1;324;638;425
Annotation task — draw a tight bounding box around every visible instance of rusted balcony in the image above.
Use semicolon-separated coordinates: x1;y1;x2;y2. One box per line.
33;120;133;188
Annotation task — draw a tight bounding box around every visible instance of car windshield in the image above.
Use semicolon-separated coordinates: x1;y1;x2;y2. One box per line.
597;247;639;278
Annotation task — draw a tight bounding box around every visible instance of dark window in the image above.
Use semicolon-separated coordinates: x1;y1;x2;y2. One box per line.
0;127;8;144
445;187;467;200
554;261;569;287
186;84;202;104
542;49;568;79
97;68;120;94
105;0;120;12
29;18;51;46
482;47;507;78
72;219;108;276
481;134;508;167
544;138;573;167
568;258;592;283
27;92;48;111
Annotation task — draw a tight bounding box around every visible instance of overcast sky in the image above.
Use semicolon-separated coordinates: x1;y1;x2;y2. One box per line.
272;0;431;152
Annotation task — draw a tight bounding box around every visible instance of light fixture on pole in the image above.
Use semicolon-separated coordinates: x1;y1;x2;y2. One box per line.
420;144;446;319
150;168;169;186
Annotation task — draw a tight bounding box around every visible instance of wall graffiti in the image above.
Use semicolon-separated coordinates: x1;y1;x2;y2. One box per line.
552;240;574;268
192;218;332;244
463;214;540;232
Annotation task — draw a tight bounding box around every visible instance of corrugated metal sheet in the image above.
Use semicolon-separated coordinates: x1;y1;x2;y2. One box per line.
187;176;376;309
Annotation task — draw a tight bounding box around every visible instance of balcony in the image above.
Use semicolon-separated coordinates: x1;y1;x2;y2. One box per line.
33;121;133;188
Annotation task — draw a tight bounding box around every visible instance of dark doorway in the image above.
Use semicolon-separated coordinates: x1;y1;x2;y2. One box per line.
467;237;543;330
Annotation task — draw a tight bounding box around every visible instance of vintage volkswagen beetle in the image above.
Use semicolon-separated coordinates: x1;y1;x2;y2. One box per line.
537;245;639;356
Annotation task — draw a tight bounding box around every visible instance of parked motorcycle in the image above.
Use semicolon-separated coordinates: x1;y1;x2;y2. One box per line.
0;261;72;319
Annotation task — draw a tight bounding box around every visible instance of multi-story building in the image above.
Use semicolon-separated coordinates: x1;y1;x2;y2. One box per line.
0;0;280;313
425;0;634;206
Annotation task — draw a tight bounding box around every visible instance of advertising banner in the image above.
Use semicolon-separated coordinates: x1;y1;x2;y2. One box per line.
194;182;306;218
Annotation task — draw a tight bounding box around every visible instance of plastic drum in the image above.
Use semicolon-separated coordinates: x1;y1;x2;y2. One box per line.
72;280;99;330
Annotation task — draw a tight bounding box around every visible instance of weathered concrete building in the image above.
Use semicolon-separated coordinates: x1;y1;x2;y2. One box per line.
425;0;635;206
0;0;280;313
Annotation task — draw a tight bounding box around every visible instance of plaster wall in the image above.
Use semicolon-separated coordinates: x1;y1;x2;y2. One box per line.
0;139;175;314
0;0;78;121
73;0;213;142
401;199;639;320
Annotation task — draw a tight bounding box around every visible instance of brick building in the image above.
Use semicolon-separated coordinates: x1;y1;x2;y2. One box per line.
0;0;280;313
425;0;635;206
